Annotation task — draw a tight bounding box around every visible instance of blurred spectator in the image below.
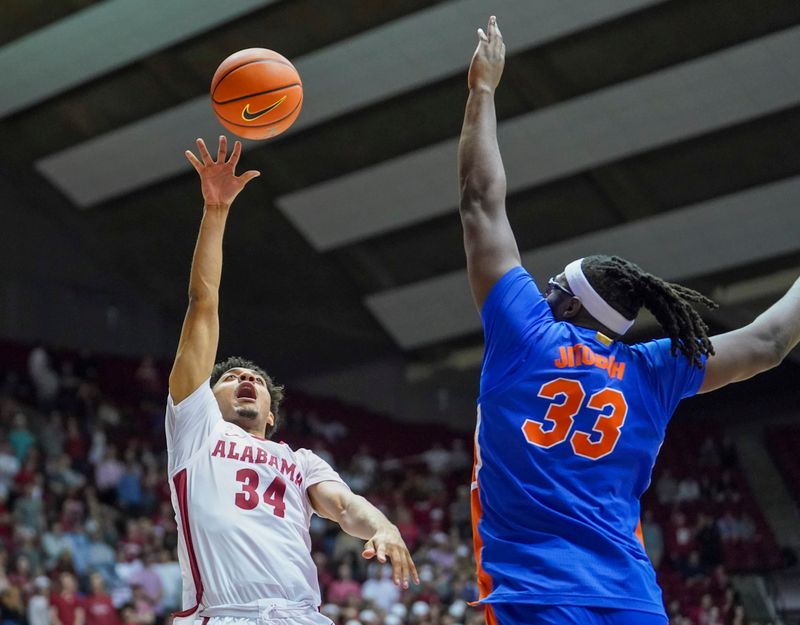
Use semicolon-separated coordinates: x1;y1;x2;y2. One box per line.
360;565;399;613
86;526;116;588
39;413;65;462
327;564;361;605
695;514;722;569
1;586;27;625
448;486;471;540
27;578;50;625
127;554;162;613
47;456;85;498
116;461;143;515
42;524;71;571
94;449;124;504
64;420;87;468
667;511;694;563
679;551;705;584
151;551;180;615
657;470;678;505
83;575;115;625
448;439;470;474
420;443;451;475
0;443;20;500
27;347;59;410
130;586;154;625
49;573;84;625
134;358;161;400
641;510;663;568
687;592;714;625
675;476;700;503
9;414;36;464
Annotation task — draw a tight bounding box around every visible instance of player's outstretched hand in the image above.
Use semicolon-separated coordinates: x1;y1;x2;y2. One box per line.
362;525;419;589
185;135;260;207
468;15;505;93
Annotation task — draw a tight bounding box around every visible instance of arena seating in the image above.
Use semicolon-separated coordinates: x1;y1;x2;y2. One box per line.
0;342;786;625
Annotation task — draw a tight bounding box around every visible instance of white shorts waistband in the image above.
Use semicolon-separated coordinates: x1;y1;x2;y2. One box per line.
200;599;316;619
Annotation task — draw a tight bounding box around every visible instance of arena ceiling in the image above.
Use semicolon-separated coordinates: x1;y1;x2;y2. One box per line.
2;0;800;380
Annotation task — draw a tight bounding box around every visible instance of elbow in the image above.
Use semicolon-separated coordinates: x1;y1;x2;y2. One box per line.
187;290;218;310
757;328;786;371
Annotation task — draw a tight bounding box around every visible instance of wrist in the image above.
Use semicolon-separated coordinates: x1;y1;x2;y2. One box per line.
469;84;496;95
204;202;230;211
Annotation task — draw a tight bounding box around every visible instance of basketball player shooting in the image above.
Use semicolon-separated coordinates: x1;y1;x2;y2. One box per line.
167;136;418;625
459;16;800;625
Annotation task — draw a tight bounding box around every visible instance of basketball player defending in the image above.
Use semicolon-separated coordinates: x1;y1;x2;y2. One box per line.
168;136;418;625
460;16;800;625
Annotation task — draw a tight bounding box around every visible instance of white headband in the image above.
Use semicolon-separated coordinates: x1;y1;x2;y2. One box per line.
563;258;635;336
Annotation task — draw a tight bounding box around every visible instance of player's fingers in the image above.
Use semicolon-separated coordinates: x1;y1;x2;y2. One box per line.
228;140;242;167
388;548;402;586
196;138;213;164
376;543;387;564
488;15;497;38
408;553;420;585
185;150;202;173
477;27;488;43
398;550;410;589
238;170;260;185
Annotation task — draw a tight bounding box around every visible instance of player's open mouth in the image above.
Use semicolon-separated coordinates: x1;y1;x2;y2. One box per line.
236;382;257;401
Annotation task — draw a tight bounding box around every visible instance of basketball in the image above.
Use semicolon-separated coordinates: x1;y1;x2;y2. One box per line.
210;48;303;140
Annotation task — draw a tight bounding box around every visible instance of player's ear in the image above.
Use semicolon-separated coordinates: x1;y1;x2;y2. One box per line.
267;411;275;427
562;297;583;319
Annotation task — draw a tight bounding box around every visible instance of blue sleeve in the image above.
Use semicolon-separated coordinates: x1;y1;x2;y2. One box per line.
480;266;553;390
637;338;706;426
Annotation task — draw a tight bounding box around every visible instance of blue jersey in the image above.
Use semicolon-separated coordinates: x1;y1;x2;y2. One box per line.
472;266;705;615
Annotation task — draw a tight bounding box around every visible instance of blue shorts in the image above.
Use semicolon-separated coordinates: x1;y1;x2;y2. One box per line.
488;604;668;625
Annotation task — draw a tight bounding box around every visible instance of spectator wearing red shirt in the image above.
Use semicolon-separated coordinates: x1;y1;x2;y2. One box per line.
50;572;85;625
326;564;362;605
84;574;117;625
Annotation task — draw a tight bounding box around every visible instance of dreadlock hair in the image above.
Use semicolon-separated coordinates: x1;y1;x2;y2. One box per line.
210;356;285;438
580;255;718;368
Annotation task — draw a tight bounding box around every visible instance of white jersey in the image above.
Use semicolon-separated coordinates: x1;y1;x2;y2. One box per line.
165;380;343;620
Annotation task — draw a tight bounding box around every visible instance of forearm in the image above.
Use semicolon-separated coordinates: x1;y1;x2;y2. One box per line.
169;203;227;400
187;204;229;305
458;88;506;213
337;493;395;540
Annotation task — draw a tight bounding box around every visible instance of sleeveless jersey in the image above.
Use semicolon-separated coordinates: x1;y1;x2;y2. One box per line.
472;266;705;615
165;381;343;621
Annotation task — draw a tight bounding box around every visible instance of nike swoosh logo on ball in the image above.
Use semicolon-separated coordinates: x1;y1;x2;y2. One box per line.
241;96;287;121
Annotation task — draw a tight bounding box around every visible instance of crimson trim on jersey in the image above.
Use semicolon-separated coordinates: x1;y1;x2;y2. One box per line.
172;469;203;617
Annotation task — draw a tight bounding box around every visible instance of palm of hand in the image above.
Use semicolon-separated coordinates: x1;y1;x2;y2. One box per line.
200;164;244;206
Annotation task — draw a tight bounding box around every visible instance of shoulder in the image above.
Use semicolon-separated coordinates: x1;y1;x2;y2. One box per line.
166;379;218;415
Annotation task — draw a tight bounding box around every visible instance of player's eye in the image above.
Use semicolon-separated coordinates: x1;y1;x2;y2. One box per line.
255;378;265;386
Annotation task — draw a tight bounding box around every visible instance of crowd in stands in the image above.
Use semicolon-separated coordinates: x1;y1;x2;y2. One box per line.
0;342;787;625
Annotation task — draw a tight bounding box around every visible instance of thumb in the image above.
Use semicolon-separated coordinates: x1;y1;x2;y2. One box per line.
362;539;376;558
477;28;488;43
239;170;260;184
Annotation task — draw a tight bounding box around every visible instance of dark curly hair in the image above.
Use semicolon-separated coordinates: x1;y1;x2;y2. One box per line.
210;356;285;437
580;255;718;368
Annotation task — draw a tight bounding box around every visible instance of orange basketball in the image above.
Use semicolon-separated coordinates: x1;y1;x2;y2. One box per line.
210;48;303;140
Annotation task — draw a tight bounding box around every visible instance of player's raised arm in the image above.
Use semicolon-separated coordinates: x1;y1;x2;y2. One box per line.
307;480;419;589
458;16;521;309
699;275;800;393
169;136;260;404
